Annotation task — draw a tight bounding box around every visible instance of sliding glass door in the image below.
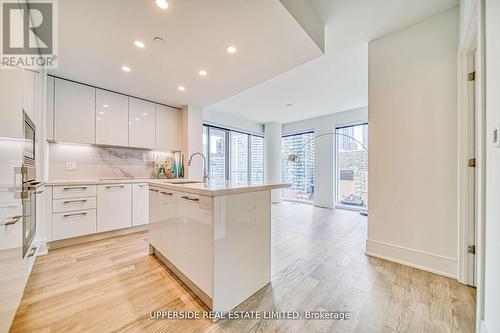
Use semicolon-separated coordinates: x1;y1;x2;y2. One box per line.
336;123;368;210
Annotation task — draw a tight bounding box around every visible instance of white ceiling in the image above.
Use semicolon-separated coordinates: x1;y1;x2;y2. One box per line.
208;0;458;124
49;0;322;108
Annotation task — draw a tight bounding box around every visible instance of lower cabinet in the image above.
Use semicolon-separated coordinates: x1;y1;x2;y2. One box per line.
53;210;97;241
97;184;132;232
132;183;149;226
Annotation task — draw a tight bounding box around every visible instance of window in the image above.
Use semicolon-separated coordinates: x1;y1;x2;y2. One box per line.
336;123;368;210
282;132;315;201
202;125;264;182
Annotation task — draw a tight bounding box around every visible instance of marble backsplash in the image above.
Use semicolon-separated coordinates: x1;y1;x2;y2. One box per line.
49;143;175;180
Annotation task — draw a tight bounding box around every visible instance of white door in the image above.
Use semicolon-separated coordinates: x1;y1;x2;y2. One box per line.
132;183;149;226
96;89;129;146
129;98;155;149
155;104;180;151
97;184;132;232
55;79;96;144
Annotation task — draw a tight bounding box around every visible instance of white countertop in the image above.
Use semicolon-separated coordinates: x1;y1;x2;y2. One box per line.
45;178;291;197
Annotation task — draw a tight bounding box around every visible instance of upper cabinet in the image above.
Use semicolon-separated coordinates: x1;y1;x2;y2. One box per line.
129;98;155;149
95;89;129;146
22;70;35;124
46;76;54;140
156;104;180;151
54;79;96;144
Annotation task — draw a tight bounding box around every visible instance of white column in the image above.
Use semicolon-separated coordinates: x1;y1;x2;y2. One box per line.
181;105;203;180
264;122;282;203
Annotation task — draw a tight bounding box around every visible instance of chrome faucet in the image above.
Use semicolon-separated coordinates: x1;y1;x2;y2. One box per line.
187;152;209;183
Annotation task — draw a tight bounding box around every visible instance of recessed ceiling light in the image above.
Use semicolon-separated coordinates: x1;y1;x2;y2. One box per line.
102;104;109;108
128;122;132;125
198;70;207;76
121;66;131;72
97;117;102;120
226;45;237;54
142;113;148;116
156;0;168;10
99;111;105;115
134;40;145;48
178;86;186;91
134;118;140;121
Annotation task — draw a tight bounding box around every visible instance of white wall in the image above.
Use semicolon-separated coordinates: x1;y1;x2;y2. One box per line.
264;123;282;202
483;1;500;332
203;109;264;135
282;107;367;208
181;106;204;179
367;7;459;277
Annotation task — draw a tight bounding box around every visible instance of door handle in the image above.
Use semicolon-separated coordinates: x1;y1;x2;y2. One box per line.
63;212;88;218
63;199;88;204
0;215;22;226
181;196;199;202
63;186;87;191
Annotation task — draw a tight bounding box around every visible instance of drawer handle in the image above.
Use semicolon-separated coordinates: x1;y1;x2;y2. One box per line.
105;185;125;189
149;189;159;192
27;246;37;258
0;215;22;226
63;199;88;204
63;186;87;191
181;196;199;202
160;191;173;196
63;212;88;218
36;190;44;194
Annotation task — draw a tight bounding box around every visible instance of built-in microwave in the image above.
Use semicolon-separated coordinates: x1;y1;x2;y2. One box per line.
23;111;36;168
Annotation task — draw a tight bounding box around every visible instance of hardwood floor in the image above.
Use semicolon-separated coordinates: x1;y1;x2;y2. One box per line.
10;202;476;333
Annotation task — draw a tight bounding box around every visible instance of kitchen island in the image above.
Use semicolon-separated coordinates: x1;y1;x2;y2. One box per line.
148;180;290;313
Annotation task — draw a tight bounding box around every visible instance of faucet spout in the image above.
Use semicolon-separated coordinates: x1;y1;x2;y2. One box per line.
187;152;209;183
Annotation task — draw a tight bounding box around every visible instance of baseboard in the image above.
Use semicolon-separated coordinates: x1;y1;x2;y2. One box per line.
366;239;457;279
480;320;489;333
48;225;149;250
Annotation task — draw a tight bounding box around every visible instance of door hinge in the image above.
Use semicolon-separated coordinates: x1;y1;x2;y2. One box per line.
468;71;476;81
468;158;476;167
468;245;476;255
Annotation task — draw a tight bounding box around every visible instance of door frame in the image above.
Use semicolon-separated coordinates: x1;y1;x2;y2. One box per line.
456;0;485;331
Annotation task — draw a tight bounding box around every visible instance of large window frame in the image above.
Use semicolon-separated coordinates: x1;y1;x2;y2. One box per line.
335;122;368;211
203;124;264;182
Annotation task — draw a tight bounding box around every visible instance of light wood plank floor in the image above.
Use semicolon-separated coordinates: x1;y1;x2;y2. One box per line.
11;202;476;333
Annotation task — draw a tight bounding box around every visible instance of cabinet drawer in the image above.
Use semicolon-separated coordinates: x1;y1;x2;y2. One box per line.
53;185;96;199
53;197;96;213
53;210;96;240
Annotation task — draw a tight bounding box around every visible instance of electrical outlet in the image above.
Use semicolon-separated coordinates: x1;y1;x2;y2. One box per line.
494;125;500;148
65;161;77;170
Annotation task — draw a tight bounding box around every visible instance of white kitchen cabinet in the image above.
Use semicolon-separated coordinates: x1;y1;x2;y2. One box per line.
149;186;177;250
0;66;24;139
129;98;155;149
97;184;131;232
132;183;149;226
155;104;180;151
53;185;97;199
96;89;129;146
22;70;35;123
52;210;97;241
55;79;96;144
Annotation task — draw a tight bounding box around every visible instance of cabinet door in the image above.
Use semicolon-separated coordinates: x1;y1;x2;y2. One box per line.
132;183;149;226
55;79;96;144
129;98;155;149
22;70;35;123
0;66;23;139
97;184;131;232
149;187;177;253
46;76;54;140
96;89;129;146
155;104;180;151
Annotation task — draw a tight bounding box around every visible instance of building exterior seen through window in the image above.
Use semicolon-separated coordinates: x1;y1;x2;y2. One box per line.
202;125;264;182
281;132;315;202
336;123;368;210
